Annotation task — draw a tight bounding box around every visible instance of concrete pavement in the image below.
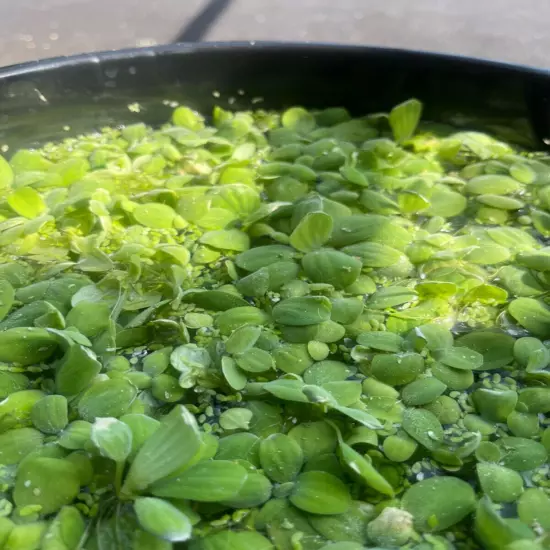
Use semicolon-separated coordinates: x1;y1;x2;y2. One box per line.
0;0;548;68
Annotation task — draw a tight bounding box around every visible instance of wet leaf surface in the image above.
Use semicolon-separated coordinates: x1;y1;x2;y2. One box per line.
1;99;550;548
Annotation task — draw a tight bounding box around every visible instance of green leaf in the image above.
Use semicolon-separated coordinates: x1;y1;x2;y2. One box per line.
290;212;333;252
225;325;261;355
151;460;248;502
463;283;508;305
220;471;272;508
474;497;528;550
263;379;309;403
302;249;362;289
477;194;524;210
30;395;68;434
14;457;80;515
122;405;202;495
465;175;521;195
302;384;338;406
200;229;250;252
331;297;364;325
221;356;247;391
402;476;476;532
235;245;295;272
360;188;399;213
425;185;467;218
0;389;44;432
288;420;337;461
282;107;316;132
517;489;550;531
272;343;313;375
134;203;176;229
304;360;356;385
334;405;384;429
91;417;133;462
366;286;417;309
236;268;270;297
338;437;394;496
357;331;403;352
508;298;550;338
0;154;14;188
1;301;64;331
212;184;261;217
170;344;211;388
371;352;425;386
463;244;511;265
78;379;137;422
0;427;43;465
121;414;160;458
389;99;423;142
330;214;412;249
438;347;484;370
416;281;458;299
496;436;547;471
215;432;261;466
42;506;86;550
318;542;365;550
472;388;518;423
8;187;46;219
309;500;374;545
476;463;524;503
517;387;550;413
0;280;15;322
290;471;351;515
259;433;303;483
342;241;404;268
0;327;58;365
455;330;515;370
56;345;102;396
219;408;253;431
236;347;274;373
182;290;250;311
0;371;29;399
65;301;111;338
514;337;550;371
402;407;443;451
322;381;362;406
134;497;192;542
272;296;332;326
58;420;92;450
191;530;274;550
401;377;447;406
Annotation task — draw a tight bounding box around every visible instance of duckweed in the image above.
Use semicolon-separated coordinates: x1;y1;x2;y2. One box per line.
0;98;548;549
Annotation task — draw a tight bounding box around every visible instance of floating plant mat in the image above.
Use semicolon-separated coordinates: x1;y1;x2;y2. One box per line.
0;99;548;549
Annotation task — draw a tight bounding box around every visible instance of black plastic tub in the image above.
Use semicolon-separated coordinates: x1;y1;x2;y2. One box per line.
0;42;550;150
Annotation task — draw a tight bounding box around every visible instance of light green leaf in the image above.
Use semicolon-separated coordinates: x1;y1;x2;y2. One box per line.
272;296;332;326
290;471;351;515
290;212;333;252
0;154;14;188
402;476;476;532
219;408;253;431
122;405;202;495
200;229;250;252
8;187;46;219
389;99;423;143
134;497;192;542
91;417;133;462
134;203;176;229
151;460;248;502
14;457;80;515
302;249;361;289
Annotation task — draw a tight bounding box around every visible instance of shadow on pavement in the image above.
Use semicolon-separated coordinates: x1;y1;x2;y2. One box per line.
173;0;233;42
